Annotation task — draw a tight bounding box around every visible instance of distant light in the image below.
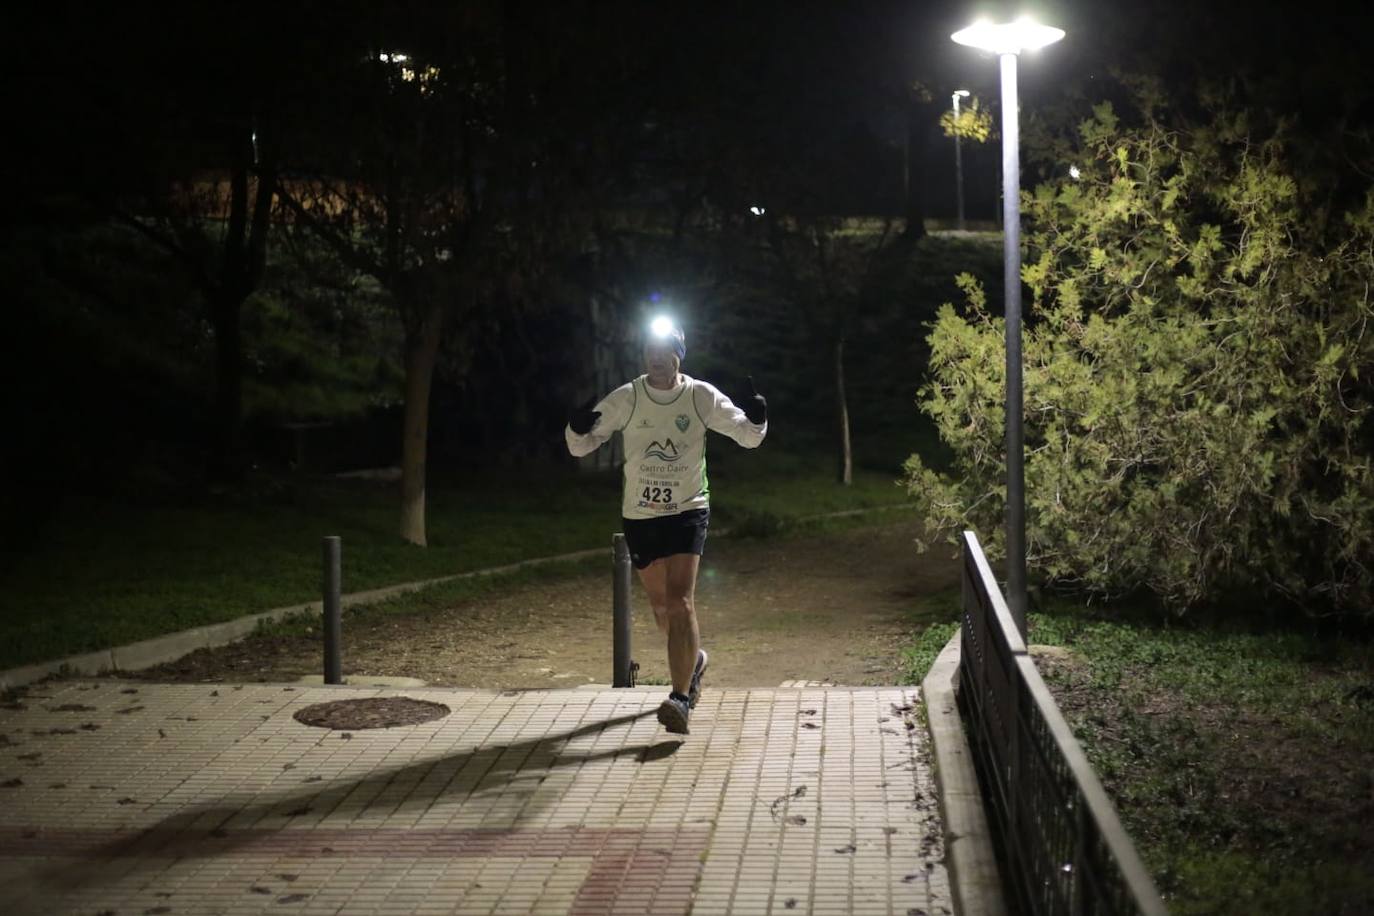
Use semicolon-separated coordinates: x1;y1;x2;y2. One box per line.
650;315;676;339
951;18;1065;55
1069;165;1081;180
749;205;766;216
379;52;410;63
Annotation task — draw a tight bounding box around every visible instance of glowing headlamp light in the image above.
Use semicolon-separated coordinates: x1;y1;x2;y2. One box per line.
646;315;685;360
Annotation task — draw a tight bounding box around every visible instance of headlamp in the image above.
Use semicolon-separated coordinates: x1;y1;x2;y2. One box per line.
646;315;686;361
650;315;676;339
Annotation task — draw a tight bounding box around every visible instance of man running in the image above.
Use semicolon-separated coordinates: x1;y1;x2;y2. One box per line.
565;316;767;734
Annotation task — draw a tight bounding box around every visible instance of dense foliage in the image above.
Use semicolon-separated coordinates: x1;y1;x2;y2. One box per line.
904;88;1374;617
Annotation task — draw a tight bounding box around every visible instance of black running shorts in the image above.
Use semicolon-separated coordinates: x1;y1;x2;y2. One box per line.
621;508;710;569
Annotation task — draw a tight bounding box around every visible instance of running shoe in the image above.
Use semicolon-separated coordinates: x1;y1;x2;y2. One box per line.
688;649;709;708
657;693;691;735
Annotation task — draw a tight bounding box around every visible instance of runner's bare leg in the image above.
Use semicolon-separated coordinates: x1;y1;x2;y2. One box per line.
636;561;670;633
663;553;701;696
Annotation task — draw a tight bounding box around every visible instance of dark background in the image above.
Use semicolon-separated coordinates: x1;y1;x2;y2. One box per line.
4;0;1373;531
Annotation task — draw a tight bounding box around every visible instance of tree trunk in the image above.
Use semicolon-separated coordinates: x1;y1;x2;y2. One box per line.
835;337;852;486
210;293;245;481
208;123;275;484
904;96;933;240
582;293;622;472
399;303;446;546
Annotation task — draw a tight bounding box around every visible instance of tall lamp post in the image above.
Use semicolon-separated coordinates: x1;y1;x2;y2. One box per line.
951;18;1063;638
951;89;970;230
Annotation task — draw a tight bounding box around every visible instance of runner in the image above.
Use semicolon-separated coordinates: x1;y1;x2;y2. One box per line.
566;316;768;734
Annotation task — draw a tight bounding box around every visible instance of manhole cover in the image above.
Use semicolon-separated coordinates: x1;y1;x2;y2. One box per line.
292;697;450;730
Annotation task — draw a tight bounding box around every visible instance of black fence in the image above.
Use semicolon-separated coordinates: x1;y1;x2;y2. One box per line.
959;530;1167;915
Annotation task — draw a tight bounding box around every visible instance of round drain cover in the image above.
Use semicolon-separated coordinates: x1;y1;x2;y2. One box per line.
292;697;450;730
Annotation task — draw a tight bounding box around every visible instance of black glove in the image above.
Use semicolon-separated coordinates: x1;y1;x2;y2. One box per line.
742;376;767;425
569;396;601;435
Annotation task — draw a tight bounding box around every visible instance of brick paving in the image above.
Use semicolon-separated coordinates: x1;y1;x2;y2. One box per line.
0;681;950;915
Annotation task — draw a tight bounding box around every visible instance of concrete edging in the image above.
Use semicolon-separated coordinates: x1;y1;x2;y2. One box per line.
0;502;918;691
923;632;1008;916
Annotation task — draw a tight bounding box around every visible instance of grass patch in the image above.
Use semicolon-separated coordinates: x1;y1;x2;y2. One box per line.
0;451;910;669
1028;599;1374;914
897;588;961;684
901;620;960;684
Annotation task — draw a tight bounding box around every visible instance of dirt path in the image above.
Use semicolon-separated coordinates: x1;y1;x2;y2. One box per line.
128;519;961;690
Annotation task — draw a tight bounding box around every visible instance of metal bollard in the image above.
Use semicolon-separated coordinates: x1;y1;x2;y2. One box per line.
612;533;635;687
322;536;343;685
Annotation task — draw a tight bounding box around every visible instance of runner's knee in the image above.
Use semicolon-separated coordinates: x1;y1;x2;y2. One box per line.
665;592;694;620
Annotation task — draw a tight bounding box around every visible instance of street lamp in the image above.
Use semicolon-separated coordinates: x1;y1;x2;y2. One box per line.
951;89;970;230
951;16;1064;638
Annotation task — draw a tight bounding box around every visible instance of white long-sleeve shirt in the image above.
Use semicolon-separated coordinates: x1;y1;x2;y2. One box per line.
566;374;767;519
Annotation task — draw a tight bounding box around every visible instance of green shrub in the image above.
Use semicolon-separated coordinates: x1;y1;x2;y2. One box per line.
904;85;1374;618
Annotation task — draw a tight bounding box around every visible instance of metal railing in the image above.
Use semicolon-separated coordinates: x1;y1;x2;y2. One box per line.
959;530;1167;915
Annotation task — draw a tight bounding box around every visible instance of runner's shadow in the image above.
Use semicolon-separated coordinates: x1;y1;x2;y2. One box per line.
38;708;676;885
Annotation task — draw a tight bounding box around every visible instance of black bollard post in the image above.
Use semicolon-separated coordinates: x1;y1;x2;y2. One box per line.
612;533;634;687
322;536;342;685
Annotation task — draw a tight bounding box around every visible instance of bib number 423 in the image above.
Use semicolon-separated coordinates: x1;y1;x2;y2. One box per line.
641;486;673;504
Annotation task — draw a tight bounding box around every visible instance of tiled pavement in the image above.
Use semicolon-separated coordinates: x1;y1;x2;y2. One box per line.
0;681;950;915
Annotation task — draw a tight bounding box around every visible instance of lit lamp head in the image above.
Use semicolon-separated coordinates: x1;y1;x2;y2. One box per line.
951;17;1064;55
645;315;686;363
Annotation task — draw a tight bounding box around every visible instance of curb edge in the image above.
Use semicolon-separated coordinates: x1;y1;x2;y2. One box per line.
923;632;1008;916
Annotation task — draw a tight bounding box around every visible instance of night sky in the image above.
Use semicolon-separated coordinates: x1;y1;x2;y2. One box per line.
10;0;1374;220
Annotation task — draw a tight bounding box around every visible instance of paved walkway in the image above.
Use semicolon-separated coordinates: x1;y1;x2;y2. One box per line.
0;681;949;915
